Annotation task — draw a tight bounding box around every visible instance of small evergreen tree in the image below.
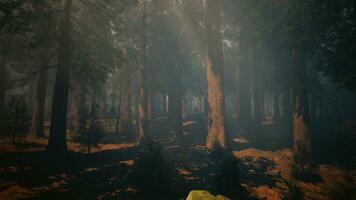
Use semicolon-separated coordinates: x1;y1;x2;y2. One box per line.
4;95;30;144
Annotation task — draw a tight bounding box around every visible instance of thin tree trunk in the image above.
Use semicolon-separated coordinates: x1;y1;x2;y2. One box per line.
168;89;183;136
238;33;252;124
138;0;148;141
205;0;227;150
292;45;312;173
0;56;7;129
274;92;281;121
102;86;107;116
253;81;263;124
282;85;292;146
48;0;72;155
127;84;132;131
162;94;167;116
147;92;152;121
252;47;263;124
116;84;122;133
30;56;49;137
225;93;229;117
78;81;87;132
120;72;132;132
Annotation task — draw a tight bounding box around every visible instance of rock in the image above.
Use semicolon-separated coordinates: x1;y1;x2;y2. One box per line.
186;190;230;200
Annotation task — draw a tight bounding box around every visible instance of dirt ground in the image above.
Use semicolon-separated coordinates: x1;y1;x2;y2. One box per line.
0;117;355;200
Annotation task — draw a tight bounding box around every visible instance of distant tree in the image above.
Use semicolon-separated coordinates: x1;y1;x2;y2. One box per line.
138;0;148;141
29;1;57;138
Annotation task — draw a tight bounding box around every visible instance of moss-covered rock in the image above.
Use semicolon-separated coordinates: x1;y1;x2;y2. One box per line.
186;190;230;200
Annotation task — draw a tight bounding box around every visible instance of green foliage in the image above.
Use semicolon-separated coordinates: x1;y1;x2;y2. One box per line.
71;0;126;91
3;95;30;141
0;0;31;34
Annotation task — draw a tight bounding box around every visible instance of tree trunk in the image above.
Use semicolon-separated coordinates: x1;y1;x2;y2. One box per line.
238;33;252;124
120;72;132;133
274;92;281;121
168;89;183;137
102;86;107;116
48;0;72;155
138;0;148;140
205;0;227;151
252;47;263;124
147;92;152;121
115;83;122;133
78;82;87;132
282;85;292;146
162;94;167;116
30;56;49;137
292;45;312;173
0;56;7;130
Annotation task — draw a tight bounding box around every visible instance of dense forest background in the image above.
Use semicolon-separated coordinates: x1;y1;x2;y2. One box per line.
0;0;355;199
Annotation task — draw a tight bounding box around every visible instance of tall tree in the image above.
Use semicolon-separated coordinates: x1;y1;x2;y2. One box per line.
138;0;148;140
0;52;7;129
205;0;227;150
30;53;49;137
238;31;252;124
168;86;183;136
252;46;264;125
292;44;311;173
274;92;281;121
48;0;73;155
120;67;132;132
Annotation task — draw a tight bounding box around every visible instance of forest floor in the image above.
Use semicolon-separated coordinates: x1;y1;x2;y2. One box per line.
0;115;356;200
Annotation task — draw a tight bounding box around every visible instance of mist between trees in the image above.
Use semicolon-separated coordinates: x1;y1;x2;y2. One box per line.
0;0;355;199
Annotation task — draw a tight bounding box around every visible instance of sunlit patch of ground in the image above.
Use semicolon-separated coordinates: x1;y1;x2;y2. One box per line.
1;117;355;200
183;121;197;127
233;148;356;200
298;165;356;200
119;159;135;166
82;168;99;173
233;148;292;200
0;136;48;152
0;136;135;153
0;173;70;200
233;136;249;144
262;116;275;125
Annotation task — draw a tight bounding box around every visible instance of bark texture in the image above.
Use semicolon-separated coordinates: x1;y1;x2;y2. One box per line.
48;0;72;155
138;0;148;140
78;81;87;131
205;0;227;150
120;71;132;132
274;92;281;121
292;45;312;173
0;56;7;129
168;88;183;136
30;56;49;137
238;31;252;123
252;47;263;124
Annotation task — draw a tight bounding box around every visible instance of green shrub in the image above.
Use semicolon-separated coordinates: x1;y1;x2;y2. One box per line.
3;95;30;144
